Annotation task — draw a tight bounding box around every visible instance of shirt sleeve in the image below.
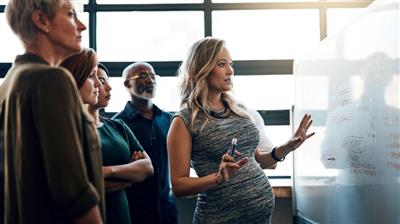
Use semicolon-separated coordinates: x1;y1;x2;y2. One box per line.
173;109;193;136
32;68;99;218
248;109;274;153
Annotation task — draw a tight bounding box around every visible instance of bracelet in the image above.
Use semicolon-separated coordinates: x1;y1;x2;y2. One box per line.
271;147;285;162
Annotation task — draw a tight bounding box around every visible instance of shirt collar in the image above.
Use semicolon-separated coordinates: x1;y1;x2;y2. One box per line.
124;101;162;120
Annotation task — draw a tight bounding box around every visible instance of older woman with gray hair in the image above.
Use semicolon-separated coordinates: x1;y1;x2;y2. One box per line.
0;1;104;223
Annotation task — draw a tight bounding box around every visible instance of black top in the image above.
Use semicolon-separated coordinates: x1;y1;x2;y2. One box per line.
113;102;177;224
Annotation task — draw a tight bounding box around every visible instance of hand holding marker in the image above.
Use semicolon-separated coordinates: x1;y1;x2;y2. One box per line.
230;137;238;157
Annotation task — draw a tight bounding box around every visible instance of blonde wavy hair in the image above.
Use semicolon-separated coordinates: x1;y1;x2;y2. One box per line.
178;37;249;132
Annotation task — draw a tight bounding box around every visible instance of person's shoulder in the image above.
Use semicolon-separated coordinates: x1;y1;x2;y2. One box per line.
30;66;77;91
27;63;69;77
108;118;127;127
13;64;77;98
247;109;261;120
103;116;122;126
112;110;128;120
103;117;130;133
173;108;191;118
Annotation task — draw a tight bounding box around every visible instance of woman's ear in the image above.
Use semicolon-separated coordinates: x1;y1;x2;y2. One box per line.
31;10;51;34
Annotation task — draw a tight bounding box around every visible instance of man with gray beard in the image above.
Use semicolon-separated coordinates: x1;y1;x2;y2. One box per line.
113;62;177;224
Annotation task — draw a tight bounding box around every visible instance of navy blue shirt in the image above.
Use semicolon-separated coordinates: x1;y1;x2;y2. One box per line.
113;102;177;224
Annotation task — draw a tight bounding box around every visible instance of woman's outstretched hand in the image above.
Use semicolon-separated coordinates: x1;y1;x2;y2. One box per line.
284;114;315;152
216;150;248;184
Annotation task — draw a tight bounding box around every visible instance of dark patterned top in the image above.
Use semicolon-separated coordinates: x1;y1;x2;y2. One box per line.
174;108;274;224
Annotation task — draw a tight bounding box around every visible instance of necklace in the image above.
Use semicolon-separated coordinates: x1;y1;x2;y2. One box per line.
209;107;231;118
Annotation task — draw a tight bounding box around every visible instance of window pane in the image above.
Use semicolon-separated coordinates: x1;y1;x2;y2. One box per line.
327;8;365;36
0;13;24;62
264;125;293;177
213;9;320;60
233;75;294;110
0;12;89;62
97;12;204;61
97;0;202;3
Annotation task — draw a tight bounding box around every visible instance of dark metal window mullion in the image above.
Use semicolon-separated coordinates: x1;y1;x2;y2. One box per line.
86;0;97;51
204;0;212;37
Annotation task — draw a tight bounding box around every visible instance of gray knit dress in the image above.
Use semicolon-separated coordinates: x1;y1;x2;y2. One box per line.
174;109;274;224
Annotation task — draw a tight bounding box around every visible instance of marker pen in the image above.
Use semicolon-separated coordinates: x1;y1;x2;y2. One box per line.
230;137;238;157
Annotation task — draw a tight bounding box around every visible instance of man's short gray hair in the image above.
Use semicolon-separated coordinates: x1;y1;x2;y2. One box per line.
122;62;154;81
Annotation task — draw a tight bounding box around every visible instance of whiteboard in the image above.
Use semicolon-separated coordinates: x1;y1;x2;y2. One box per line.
293;0;399;223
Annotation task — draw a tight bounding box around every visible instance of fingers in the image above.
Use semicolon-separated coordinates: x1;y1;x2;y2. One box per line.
225;162;240;169
299;114;309;128
300;114;312;128
296;114;314;137
218;154;249;184
234;150;242;156
138;151;145;159
222;167;230;182
222;153;236;163
131;151;139;161
131;151;145;161
306;132;315;139
236;157;249;166
305;118;313;130
218;163;230;182
220;154;244;170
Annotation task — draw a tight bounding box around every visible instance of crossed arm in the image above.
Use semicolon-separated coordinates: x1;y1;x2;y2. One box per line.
102;151;154;192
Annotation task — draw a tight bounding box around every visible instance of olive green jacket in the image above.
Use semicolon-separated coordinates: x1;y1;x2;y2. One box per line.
0;54;104;223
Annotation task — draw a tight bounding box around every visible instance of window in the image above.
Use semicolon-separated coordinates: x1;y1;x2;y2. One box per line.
0;13;24;62
327;8;365;36
97;11;204;61
213;9;320;60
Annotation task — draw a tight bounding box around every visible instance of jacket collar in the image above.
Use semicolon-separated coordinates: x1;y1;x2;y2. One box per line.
15;53;49;65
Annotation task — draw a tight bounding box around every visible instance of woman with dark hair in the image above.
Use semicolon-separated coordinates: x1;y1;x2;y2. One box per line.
61;48;101;106
0;1;104;223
